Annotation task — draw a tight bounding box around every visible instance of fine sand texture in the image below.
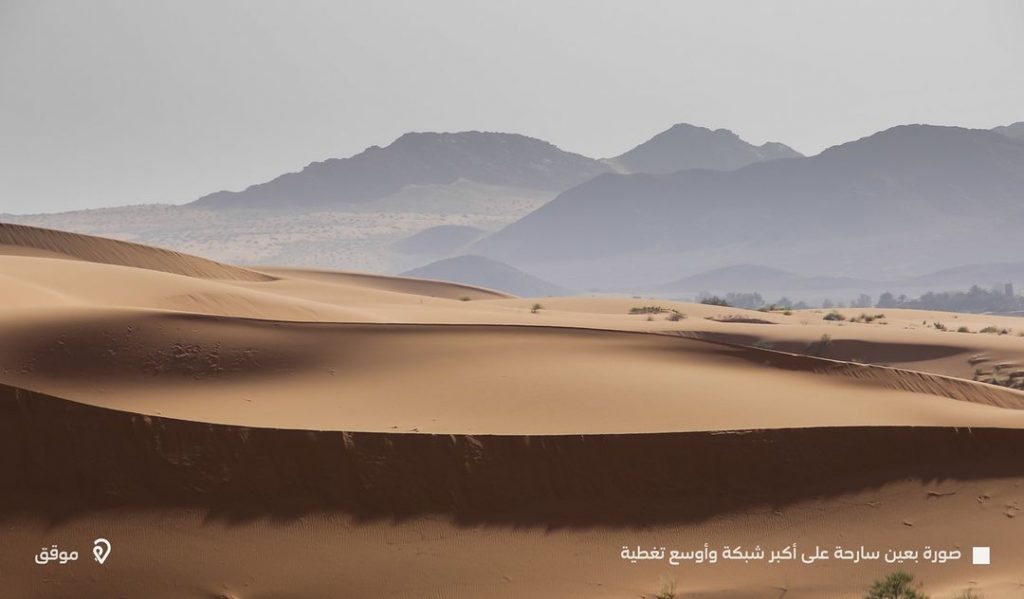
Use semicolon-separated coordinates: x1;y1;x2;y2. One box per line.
2;223;1024;598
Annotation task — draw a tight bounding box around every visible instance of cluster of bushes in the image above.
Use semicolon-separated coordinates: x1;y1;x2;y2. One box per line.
933;323;1014;335
851;313;886;323
699;295;731;307
629;306;688;322
696;292;794;310
629;306;667;314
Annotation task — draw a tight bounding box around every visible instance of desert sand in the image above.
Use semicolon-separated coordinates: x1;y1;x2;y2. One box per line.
2;222;1024;598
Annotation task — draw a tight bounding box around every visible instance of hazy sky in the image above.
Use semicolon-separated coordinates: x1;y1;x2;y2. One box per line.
2;0;1023;214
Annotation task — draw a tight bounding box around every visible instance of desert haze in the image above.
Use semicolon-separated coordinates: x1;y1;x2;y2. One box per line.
6;122;1024;298
2;222;1024;597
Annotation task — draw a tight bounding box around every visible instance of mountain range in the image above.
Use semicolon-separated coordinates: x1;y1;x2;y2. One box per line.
191;124;798;211
472;125;1024;287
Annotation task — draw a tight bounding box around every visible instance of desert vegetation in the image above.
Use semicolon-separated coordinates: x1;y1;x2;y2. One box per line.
877;285;1024;314
865;571;926;599
629;306;667;315
807;333;833;356
699;295;730;307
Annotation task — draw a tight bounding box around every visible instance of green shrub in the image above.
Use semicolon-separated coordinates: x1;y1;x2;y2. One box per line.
656;576;677;599
865;571;927;599
530;303;542;314
823;310;846;321
808;333;833;356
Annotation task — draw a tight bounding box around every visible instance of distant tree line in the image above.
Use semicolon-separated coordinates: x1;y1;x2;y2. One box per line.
698;292;810;310
695;285;1022;315
876;285;1024;313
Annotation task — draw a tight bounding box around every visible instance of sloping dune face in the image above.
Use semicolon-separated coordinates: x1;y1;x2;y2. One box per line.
3;225;1024;598
4;310;1024;433
0;222;273;281
258;266;513;300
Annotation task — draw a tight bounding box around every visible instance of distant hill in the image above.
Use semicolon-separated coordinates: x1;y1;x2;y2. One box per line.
993;122;1024;140
192;131;611;210
401;255;564;297
660;264;870;293
605;123;801;174
650;261;1024;300
475;126;1024;284
393;225;486;257
902;261;1024;289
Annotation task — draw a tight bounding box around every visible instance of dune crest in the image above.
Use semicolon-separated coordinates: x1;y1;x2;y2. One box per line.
0;222;273;281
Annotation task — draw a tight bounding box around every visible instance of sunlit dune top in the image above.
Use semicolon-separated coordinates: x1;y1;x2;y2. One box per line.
0;222;273;282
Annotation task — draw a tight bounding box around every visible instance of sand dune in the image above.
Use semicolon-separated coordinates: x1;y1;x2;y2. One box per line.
3;225;1024;597
259;265;513;300
3;308;1024;433
4;382;1024;598
0;222;272;281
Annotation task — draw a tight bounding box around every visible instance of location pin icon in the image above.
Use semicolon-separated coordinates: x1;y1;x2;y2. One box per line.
93;538;111;565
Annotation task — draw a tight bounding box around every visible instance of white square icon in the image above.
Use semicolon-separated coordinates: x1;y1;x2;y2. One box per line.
972;546;990;565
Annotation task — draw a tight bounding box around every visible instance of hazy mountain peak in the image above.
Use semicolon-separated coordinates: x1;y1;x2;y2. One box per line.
668;122;734;135
401;254;564;297
192;131;610;210
606;123;802;174
391;130;553;147
816;124;1024;170
993;121;1024;140
393;224;486;257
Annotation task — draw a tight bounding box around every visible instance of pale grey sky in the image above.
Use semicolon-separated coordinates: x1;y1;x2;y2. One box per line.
2;0;1022;214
